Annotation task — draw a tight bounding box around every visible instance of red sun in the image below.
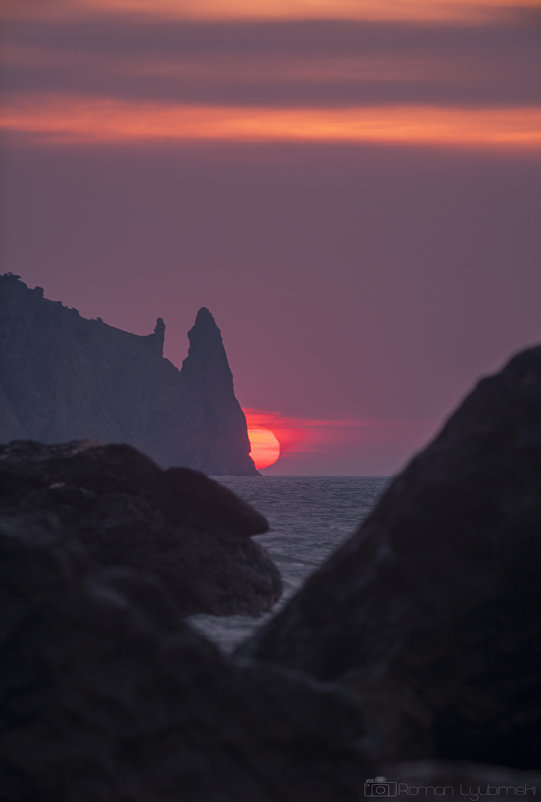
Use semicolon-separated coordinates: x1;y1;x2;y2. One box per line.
248;427;281;469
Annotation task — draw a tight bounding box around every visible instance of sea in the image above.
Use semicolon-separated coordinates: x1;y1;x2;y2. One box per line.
190;476;389;653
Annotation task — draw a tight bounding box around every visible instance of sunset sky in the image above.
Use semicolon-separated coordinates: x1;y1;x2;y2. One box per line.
2;0;540;474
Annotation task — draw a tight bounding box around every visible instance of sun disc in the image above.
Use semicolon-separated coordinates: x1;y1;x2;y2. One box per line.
248;427;280;469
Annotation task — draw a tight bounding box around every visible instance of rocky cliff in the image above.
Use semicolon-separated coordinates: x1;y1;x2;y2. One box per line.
0;274;256;475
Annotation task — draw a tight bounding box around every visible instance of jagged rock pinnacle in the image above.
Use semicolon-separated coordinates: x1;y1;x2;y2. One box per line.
194;307;217;328
181;307;234;390
179;306;255;474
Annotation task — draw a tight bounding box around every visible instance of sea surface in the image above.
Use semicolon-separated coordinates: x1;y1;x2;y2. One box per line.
190;476;389;652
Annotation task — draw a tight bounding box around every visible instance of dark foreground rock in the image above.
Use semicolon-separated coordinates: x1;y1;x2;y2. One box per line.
3;516;539;801
0;516;368;802
0;440;281;616
238;346;541;769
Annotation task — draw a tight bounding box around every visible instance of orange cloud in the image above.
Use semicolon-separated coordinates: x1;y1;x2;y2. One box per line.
8;0;539;23
4;95;541;150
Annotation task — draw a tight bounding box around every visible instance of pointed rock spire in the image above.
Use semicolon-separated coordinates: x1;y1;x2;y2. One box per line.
181;307;234;391
180;307;256;475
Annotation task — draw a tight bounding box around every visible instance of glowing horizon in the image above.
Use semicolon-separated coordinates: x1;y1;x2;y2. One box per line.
244;408;432;459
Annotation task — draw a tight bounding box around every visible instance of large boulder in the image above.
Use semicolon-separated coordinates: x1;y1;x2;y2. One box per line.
237;346;541;769
0;439;281;616
0;515;367;802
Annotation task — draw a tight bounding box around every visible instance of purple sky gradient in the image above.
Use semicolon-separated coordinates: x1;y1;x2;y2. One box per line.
4;13;541;108
2;2;540;474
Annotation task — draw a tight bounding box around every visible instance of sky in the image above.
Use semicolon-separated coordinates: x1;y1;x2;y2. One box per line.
2;0;540;474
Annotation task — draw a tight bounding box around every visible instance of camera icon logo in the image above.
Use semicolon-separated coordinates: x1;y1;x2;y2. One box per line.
364;777;398;797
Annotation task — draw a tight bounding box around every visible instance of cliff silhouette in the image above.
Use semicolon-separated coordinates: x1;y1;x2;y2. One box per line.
0;274;257;475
